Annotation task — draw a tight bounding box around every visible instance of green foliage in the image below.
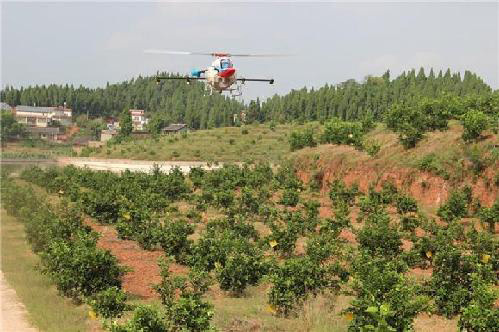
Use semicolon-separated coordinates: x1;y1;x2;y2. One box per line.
268;257;339;316
158;220;194;264
478;200;499;233
437;187;472;222
88;286;128;319
1;110;26;143
458;274;499;332
346;254;429;331
430;242;495;317
119;109;133;137
395;194;418;214
109;305;167;332
215;251;267;296
362;139;381;157
288;127;317;151
41;232;125;299
280;189;299;207
461;110;489;142
320;117;364;147
329;179;359;207
267;220;299;257
153;259;215;332
417;153;450;179
357;218;402;258
2;180;126;301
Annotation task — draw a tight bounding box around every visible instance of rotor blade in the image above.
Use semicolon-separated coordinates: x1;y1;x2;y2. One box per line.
144;49;213;56
237;78;275;84
229;54;290;57
145;49;292;57
156;76;205;80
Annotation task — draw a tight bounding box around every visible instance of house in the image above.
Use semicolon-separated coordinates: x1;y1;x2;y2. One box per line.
129;109;148;131
0;102;13;111
105;116;120;130
161;123;188;135
26;127;60;140
101;129;119;142
14;105;72;127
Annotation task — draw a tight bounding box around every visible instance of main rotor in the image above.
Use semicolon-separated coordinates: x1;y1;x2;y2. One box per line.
144;49;288;58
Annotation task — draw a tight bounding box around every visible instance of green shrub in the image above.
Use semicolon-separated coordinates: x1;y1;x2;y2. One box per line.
437;187;472;222
345;254;429;331
154;259;215;332
461;110;489;142
288;127;316;151
417;153;450;179
357;219;402;258
430;243;495;317
320;117;364;147
241;128;249;135
268;257;338;316
280;189;299;207
478;200;499;233
395;194;418;214
458;273;499;332
109;305;167;332
158;220;194;264
41;232;125;300
329;179;359;207
363;139;381;157
168;293;215;332
267;221;299;257
89;286;128;319
215;251;267;296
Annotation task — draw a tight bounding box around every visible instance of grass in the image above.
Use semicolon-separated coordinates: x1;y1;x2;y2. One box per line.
0;209;98;332
292;121;498;181
208;284;350;331
1;140;75;160
87;123;321;163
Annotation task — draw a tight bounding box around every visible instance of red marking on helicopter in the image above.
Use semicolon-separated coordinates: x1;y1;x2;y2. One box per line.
218;68;236;78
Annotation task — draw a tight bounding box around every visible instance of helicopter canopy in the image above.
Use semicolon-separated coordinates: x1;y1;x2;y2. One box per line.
212;57;233;70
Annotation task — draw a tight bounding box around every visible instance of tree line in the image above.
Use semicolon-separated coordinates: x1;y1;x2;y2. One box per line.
1;68;494;129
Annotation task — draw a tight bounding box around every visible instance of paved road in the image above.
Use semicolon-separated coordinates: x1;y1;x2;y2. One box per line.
58;157;228;174
0;272;38;332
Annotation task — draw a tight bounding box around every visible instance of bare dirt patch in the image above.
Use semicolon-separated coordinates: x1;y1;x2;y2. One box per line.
84;219;187;299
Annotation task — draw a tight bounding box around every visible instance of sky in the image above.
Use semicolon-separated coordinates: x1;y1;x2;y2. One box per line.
1;1;498;101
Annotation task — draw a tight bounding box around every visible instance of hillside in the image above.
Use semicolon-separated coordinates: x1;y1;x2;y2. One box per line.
84;123;315;163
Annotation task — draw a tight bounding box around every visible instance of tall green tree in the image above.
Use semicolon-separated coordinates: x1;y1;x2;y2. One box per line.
119;109;133;137
1;111;26;145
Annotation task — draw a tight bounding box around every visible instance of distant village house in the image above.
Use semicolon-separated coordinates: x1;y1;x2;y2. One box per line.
14;105;72;128
130;109;148;131
161;123;188;135
26;127;61;141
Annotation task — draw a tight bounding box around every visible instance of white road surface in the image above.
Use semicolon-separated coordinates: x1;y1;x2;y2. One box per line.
58;157;228;174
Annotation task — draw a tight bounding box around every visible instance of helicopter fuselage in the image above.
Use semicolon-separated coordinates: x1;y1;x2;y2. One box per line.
204;57;237;93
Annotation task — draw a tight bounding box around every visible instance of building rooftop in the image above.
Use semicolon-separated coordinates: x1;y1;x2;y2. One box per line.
15;105;72;114
26;127;60;134
0;102;12;111
162;123;187;132
16;105;56;113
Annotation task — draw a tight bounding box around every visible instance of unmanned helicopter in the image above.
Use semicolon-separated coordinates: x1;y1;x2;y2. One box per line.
145;49;280;97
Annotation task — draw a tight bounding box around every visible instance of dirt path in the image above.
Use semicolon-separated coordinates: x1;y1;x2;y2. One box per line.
58;157;227;174
0;272;38;332
85;219;188;299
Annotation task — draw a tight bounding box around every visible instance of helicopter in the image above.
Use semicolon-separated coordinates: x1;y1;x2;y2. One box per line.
144;49;279;97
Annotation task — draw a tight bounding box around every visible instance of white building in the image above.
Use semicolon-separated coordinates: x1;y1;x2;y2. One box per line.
14;105;72;127
129;109;148;131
